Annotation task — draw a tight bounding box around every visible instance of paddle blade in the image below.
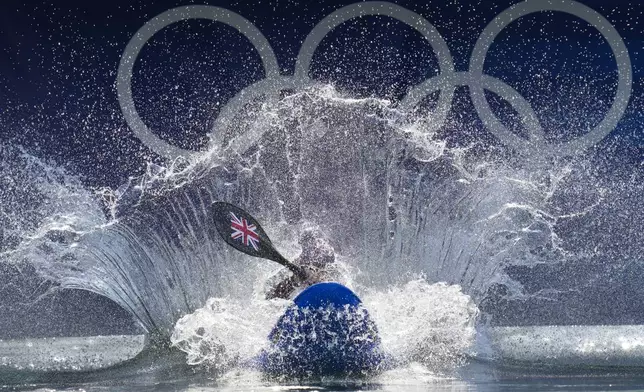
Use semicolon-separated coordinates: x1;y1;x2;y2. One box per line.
212;201;277;260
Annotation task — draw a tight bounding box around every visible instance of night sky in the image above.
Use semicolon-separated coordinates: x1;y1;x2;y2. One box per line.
0;0;642;337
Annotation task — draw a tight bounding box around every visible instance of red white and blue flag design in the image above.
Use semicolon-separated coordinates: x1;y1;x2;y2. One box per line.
230;212;260;251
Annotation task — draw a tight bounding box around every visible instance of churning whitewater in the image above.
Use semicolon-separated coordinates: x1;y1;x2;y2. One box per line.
0;84;632;375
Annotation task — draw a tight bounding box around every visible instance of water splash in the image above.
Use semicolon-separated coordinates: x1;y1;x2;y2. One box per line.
364;279;478;370
171;275;478;375
0;85;632;370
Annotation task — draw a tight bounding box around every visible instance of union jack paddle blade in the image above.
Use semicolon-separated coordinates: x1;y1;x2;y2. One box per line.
212;201;309;280
212;202;273;259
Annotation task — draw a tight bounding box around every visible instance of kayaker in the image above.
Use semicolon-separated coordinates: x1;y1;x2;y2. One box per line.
266;228;338;300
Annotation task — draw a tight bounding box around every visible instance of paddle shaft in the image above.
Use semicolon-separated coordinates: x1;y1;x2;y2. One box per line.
265;247;308;281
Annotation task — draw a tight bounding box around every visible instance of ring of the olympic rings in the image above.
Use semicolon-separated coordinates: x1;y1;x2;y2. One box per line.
116;5;281;159
116;0;632;160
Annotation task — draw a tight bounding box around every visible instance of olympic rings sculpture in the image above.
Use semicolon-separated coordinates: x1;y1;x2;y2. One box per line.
116;0;632;160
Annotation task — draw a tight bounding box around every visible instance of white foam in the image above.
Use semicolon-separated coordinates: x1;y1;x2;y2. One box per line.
481;325;644;367
0;335;144;372
362;279;479;370
171;296;289;368
172;276;479;376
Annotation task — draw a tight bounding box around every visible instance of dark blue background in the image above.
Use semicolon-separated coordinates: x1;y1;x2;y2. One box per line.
0;0;642;337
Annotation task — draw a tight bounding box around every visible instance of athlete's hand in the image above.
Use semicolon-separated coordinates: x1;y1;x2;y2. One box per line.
300;264;325;285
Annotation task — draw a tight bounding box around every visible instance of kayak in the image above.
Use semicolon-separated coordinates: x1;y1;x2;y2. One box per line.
251;282;391;378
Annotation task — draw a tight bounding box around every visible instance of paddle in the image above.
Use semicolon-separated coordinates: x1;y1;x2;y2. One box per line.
212;201;308;281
